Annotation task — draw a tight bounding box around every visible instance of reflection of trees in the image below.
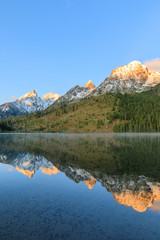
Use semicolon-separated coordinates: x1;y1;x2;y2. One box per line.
0;134;160;179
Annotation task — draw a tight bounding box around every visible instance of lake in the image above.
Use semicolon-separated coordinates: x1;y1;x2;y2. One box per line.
0;133;160;240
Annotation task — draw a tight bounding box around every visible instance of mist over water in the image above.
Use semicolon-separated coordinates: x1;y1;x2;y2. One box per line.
0;133;160;239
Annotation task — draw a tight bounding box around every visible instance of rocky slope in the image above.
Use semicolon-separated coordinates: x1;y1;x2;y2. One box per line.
56;80;96;104
0;90;61;119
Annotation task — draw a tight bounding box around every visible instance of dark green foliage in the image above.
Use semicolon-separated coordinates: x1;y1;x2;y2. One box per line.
113;85;160;132
0;120;12;131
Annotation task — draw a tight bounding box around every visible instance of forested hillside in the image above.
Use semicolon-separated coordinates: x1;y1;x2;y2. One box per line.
1;85;160;133
112;85;160;132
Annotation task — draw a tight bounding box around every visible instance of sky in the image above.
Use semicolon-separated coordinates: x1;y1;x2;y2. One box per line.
0;0;160;104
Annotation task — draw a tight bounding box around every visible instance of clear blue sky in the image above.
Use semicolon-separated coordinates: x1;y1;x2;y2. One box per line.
0;0;160;104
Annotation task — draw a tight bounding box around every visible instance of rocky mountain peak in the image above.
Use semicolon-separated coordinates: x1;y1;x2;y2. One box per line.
83;80;96;90
90;60;160;96
0;89;60;119
42;92;54;99
109;60;160;86
110;60;148;83
19;90;37;100
42;92;61;101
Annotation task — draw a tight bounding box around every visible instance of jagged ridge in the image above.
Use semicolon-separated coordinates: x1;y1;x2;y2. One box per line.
0;90;61;119
1;60;160;119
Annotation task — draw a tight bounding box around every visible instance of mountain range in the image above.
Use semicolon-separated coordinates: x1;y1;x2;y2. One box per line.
1;60;160;120
0;80;96;119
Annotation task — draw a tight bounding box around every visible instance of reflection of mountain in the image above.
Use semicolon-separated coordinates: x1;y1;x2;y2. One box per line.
16;168;35;178
1;146;160;212
0;147;97;190
40;167;60;175
0;147;60;178
116;182;160;213
1;133;160;212
84;179;96;190
1;133;160;180
97;174;160;212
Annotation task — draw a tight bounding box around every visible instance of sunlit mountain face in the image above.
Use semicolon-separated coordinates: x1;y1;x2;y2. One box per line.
1;133;160;213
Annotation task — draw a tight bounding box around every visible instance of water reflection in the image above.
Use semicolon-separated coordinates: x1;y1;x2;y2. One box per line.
1;133;160;213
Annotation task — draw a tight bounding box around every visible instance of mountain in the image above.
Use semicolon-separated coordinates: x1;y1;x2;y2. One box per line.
92;61;160;95
3;84;160;133
0;80;95;119
56;80;96;104
0;90;61;119
42;92;61;109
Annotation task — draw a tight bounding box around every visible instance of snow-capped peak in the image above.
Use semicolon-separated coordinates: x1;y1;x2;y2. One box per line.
110;60;149;83
109;60;160;86
91;60;160;96
0;89;61;119
19;90;37;100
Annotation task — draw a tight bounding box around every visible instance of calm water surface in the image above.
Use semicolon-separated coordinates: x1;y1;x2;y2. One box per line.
0;133;160;240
